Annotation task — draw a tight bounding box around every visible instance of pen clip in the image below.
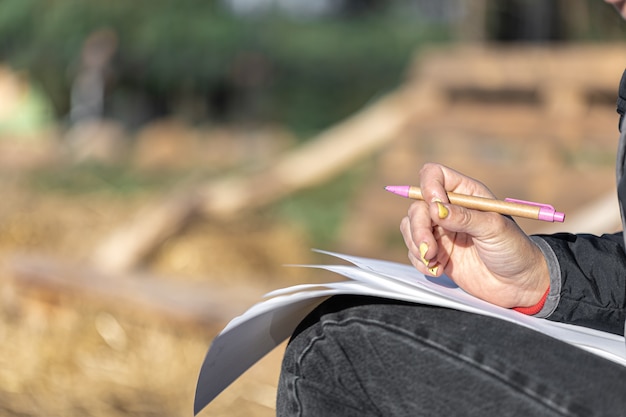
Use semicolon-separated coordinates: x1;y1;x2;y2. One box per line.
504;198;565;222
504;198;554;210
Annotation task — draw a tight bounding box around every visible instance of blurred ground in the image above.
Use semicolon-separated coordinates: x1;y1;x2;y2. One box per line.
0;167;317;417
0;45;623;417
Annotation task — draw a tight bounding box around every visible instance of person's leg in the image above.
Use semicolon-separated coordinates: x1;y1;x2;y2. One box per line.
277;295;626;417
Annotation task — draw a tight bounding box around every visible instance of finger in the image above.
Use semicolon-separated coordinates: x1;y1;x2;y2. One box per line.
418;163;451;204
408;250;441;277
401;215;434;266
430;200;511;241
404;202;439;265
400;216;420;258
431;225;455;272
419;163;495;204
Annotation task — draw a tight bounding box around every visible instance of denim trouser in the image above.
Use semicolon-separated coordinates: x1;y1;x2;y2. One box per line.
276;295;626;417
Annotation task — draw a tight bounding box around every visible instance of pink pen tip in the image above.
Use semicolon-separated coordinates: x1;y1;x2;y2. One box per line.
554;212;565;223
384;185;411;198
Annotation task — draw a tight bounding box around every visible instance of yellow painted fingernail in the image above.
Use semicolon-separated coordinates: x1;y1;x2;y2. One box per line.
419;242;429;266
436;202;449;219
428;265;439;275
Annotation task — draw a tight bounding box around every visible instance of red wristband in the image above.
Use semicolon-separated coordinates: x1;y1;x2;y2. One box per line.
512;287;550;315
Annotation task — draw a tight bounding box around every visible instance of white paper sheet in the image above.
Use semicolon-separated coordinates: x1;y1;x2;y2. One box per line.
194;251;626;415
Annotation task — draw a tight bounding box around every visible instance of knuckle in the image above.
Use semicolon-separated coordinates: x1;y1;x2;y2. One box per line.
419;162;438;178
407;201;426;218
487;211;511;230
400;215;409;230
459;209;473;227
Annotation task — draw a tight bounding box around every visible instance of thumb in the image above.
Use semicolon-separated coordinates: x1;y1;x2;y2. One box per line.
430;201;508;239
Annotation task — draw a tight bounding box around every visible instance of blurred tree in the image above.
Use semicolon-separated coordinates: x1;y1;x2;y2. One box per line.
484;0;626;42
488;0;562;42
0;0;621;136
0;0;449;135
336;0;387;17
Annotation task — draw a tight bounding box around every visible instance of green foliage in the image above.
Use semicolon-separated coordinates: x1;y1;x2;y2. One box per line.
1;0;624;136
26;162;188;196
271;164;368;247
258;17;448;135
0;0;449;134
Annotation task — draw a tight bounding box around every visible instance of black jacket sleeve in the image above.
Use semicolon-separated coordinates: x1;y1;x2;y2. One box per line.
533;232;626;335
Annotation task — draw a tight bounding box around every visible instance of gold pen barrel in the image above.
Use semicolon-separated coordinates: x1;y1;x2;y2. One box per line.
407;187;541;220
446;193;541;219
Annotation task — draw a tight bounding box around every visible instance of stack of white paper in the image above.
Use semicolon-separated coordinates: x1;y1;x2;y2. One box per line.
194;250;626;415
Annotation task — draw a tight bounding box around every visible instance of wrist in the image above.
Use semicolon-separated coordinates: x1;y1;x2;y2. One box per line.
510;240;551;310
512;286;550;315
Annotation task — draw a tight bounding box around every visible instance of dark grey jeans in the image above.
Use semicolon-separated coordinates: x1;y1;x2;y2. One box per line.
277;295;626;417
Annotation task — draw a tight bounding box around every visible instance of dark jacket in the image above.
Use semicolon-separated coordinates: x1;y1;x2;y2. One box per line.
532;70;626;336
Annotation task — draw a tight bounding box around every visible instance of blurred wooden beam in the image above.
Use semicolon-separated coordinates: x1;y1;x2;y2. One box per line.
91;88;422;273
6;253;266;328
91;44;626;273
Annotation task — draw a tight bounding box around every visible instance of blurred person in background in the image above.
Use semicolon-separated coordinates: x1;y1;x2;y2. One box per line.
276;1;626;416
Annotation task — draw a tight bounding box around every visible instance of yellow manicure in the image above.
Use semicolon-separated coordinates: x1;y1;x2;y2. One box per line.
419;242;429;266
436;202;449;219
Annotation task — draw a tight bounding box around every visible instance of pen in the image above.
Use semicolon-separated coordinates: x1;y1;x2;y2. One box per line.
385;185;565;223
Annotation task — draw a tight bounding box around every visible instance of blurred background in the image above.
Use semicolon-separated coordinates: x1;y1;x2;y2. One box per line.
0;0;625;416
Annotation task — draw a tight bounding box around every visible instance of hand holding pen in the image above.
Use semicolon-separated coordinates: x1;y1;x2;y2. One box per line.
385;185;564;223
396;163;552;312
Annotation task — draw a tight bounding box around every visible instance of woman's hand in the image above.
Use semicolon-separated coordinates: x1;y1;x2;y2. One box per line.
400;163;550;309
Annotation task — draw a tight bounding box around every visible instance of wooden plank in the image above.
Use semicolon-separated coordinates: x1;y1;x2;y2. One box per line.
6;254;267;328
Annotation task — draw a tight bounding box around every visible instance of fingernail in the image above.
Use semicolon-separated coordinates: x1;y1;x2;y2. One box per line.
419;242;429;266
436;202;449;219
428;265;439;275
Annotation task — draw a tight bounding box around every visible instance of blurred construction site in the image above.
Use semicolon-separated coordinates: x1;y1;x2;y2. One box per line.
0;0;625;416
